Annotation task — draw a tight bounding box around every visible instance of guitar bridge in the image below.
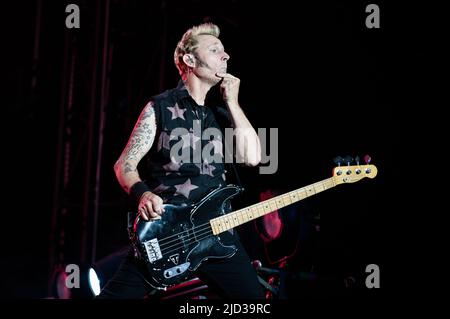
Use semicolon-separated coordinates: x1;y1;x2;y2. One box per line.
143;238;162;263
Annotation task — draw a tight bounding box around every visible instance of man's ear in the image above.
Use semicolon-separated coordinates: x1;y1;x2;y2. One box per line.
183;54;195;67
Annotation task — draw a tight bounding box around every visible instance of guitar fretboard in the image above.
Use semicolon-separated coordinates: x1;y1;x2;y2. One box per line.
210;177;335;235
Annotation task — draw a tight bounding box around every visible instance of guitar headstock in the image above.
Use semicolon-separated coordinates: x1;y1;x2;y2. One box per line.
332;164;377;184
331;155;378;184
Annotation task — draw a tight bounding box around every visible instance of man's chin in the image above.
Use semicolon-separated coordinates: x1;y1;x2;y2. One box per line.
209;77;222;86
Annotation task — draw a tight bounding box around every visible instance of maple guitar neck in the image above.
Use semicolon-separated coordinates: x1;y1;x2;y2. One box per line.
210;177;335;235
210;163;378;235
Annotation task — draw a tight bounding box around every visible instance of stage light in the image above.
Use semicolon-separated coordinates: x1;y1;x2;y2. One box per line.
88;267;101;296
85;246;130;297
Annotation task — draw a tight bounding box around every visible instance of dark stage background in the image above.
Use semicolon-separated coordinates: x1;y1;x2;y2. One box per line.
2;0;427;300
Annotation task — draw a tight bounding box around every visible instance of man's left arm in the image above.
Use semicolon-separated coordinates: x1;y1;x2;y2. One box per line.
217;73;261;166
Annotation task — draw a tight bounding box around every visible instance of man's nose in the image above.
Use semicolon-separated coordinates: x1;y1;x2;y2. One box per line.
222;52;230;61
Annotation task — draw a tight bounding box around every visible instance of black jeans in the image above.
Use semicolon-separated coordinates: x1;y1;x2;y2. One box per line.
96;239;264;299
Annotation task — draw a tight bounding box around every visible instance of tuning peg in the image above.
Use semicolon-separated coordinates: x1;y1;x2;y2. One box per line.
333;156;344;166
364;154;372;164
343;156;353;166
355;156;362;174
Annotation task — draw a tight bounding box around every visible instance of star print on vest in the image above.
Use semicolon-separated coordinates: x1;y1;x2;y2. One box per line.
174;178;199;198
163;158;182;176
157;129;171;151
167;103;186;120
196;159;216;177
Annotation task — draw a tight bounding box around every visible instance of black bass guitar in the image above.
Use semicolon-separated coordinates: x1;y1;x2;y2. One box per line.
130;164;377;290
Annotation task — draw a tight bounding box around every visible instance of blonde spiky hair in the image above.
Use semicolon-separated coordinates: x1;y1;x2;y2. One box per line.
174;23;220;77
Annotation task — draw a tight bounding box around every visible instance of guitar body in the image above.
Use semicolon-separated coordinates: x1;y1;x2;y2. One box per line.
131;185;242;290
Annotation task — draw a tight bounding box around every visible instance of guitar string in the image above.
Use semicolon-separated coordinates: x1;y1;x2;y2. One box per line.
153;184;332;249
158;222;210;247
155;198;308;255
155;191;307;247
158;213;245;248
159;216;258;257
158;226;212;255
155;181;335;246
160;227;214;256
159;221;239;254
157;220;241;257
158;199;314;256
151;179;340;259
156;204;263;247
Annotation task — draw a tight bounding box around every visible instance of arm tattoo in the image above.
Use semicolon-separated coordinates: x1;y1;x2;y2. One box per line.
123;161;136;174
119;101;157;174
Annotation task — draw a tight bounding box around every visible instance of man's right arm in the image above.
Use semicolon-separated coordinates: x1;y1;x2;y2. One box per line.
114;101;164;219
114;101;156;192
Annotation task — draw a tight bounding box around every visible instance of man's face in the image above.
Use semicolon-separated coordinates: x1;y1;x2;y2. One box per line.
191;34;230;84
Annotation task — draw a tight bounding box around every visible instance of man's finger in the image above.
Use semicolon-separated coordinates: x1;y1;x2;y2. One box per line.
152;200;164;214
215;72;236;79
156;204;165;214
144;201;155;215
148;211;160;219
139;208;149;221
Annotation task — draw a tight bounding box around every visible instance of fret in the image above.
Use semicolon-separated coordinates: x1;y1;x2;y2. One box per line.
214;221;220;234
220;216;227;231
250;207;256;219
223;216;231;230
216;220;221;233
216;219;222;233
314;182;324;193
251;206;258;219
228;216;234;229
276;197;284;209
231;213;238;227
258;205;264;217
246;207;253;220
269;200;277;212
219;217;226;230
237;210;243;224
247;207;255;219
289;191;298;201
246;209;252;221
296;189;306;200
305;186;315;196
241;210;248;223
282;194;292;206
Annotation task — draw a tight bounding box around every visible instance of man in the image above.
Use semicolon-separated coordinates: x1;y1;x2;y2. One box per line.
97;22;264;299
